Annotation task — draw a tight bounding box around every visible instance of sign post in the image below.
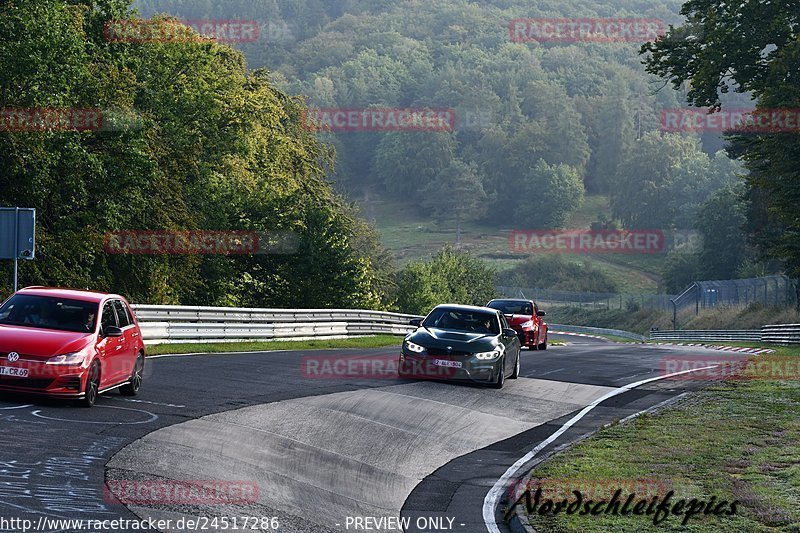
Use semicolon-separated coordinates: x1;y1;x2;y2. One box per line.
0;207;36;292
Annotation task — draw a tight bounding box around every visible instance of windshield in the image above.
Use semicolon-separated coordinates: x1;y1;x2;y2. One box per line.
0;294;98;333
422;308;499;334
487;301;533;315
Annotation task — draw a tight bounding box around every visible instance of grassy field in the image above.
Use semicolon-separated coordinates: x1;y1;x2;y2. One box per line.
360;192;662;292
521;348;800;532
146;335;403;355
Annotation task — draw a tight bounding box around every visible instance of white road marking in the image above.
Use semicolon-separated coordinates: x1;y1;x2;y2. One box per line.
0;404;32;410
31;405;158;425
482;364;719;533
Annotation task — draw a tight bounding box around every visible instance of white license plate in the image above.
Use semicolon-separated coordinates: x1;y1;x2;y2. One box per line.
432;359;462;369
0;366;28;378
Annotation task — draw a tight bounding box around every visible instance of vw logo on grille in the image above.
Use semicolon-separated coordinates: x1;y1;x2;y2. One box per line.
7;352;20;362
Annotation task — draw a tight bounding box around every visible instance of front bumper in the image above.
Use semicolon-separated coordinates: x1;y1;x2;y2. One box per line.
0;360;87;397
512;327;536;347
398;353;503;384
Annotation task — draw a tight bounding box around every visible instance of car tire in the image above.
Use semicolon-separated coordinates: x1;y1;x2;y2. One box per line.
79;361;101;408
510;349;520;379
120;352;144;396
490;358;506;389
538;334;548;351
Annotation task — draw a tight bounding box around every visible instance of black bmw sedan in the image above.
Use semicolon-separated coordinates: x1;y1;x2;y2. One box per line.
398;304;522;389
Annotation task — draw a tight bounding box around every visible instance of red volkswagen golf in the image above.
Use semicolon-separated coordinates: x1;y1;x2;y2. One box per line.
0;287;145;407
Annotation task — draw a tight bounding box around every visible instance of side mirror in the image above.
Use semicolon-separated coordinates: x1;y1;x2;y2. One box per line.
503;328;517;337
104;326;123;338
410;318;422;327
537;311;547;317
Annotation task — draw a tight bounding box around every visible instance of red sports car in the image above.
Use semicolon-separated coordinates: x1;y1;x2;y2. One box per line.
486;298;548;350
0;287;145;407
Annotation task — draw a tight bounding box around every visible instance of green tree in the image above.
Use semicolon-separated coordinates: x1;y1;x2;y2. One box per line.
394;246;495;315
374;131;455;200
610;133;711;230
695;186;748;280
510;160;584;229
642;0;800;305
0;0;390;309
421;159;488;244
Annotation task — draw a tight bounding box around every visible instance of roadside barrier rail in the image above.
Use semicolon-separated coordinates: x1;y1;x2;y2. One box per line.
761;324;800;345
649;330;762;342
131;305;421;345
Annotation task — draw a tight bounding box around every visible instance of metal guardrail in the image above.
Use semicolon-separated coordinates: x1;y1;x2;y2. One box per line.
650;330;762;342
549;323;646;342
131;305;422;345
761;324;800;345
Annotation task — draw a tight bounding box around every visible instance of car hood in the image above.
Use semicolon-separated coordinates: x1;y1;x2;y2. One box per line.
0;324;93;360
407;327;498;353
505;314;533;326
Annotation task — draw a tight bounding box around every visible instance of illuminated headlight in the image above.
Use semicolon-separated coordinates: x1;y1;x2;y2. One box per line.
404;340;426;354
519;320;534;329
46;352;87;366
474;348;503;360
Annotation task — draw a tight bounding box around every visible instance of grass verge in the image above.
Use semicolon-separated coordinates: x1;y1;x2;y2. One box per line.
146;335;403;356
522;365;800;531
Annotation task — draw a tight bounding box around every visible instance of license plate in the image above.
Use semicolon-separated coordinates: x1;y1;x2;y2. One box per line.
432;359;462;369
0;366;28;378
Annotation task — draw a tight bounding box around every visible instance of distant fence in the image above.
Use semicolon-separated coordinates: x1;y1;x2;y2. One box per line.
497;276;796;329
131;305;421;345
669;275;794;328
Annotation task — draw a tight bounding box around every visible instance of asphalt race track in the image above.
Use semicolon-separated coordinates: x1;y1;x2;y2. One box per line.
0;335;716;533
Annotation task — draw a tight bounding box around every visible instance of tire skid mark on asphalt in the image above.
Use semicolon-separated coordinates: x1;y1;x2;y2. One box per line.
109;397;186;409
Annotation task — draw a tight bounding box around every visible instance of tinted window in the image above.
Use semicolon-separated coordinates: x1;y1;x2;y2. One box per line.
487;300;533;315
113;300;131;328
100;302;118;334
0;294;99;333
499;313;510;330
423;308;500;334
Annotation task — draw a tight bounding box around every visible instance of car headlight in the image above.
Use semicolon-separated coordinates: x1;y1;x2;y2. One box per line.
404;340;426;353
474;347;503;360
46;352;87;366
519;320;534;329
